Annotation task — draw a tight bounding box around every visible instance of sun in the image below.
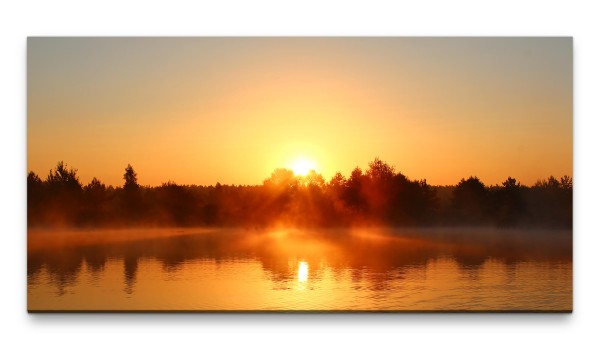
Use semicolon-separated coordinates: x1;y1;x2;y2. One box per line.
291;158;316;176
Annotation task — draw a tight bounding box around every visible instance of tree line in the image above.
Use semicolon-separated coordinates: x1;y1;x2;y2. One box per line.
27;158;572;229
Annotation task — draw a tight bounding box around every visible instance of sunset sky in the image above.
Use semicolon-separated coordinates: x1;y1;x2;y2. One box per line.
27;37;572;187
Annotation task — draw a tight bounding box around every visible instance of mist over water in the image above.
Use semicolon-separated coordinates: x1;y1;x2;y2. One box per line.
27;227;572;311
26;38;573;313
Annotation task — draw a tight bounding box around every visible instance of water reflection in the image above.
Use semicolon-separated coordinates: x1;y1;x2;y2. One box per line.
123;255;138;295
27;227;572;311
297;261;309;291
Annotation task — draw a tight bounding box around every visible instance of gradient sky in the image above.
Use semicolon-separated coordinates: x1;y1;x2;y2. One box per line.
28;37;572;187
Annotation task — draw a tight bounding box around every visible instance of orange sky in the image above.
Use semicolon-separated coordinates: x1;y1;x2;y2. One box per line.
27;37;572;187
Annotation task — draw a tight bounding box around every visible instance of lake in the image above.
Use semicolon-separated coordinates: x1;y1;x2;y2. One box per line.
27;227;572;312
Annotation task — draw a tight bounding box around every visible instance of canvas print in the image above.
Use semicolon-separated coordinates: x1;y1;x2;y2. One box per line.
27;37;572;312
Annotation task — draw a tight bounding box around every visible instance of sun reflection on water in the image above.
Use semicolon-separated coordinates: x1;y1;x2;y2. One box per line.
26;228;573;311
297;261;309;290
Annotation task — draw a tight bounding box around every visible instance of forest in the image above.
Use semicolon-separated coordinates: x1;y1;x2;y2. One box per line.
27;158;573;229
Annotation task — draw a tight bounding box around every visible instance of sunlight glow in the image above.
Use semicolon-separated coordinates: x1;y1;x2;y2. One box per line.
291;159;316;176
298;261;309;283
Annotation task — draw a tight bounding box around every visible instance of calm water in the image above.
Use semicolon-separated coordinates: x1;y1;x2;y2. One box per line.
27;227;572;311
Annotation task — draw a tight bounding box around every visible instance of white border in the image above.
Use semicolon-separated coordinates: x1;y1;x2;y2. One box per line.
2;1;599;347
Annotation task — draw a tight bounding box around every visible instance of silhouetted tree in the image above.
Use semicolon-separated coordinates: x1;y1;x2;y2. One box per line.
43;162;83;225
328;172;346;191
120;164;143;224
394;177;437;225
366;157;395;181
27;171;42;186
264;168;298;189
493;176;524;227
344;167;366;214
303;170;325;188
451;176;490;225
262;168;300;223
46;161;82;192
27;171;44;226
123;164;139;191
85;177;106;192
151;181;198;226
363;158;397;222
560;175;573;190
526;175;572;228
81;177;108;225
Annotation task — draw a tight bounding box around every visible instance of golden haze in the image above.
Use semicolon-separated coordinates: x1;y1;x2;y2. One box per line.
27;38;572;187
